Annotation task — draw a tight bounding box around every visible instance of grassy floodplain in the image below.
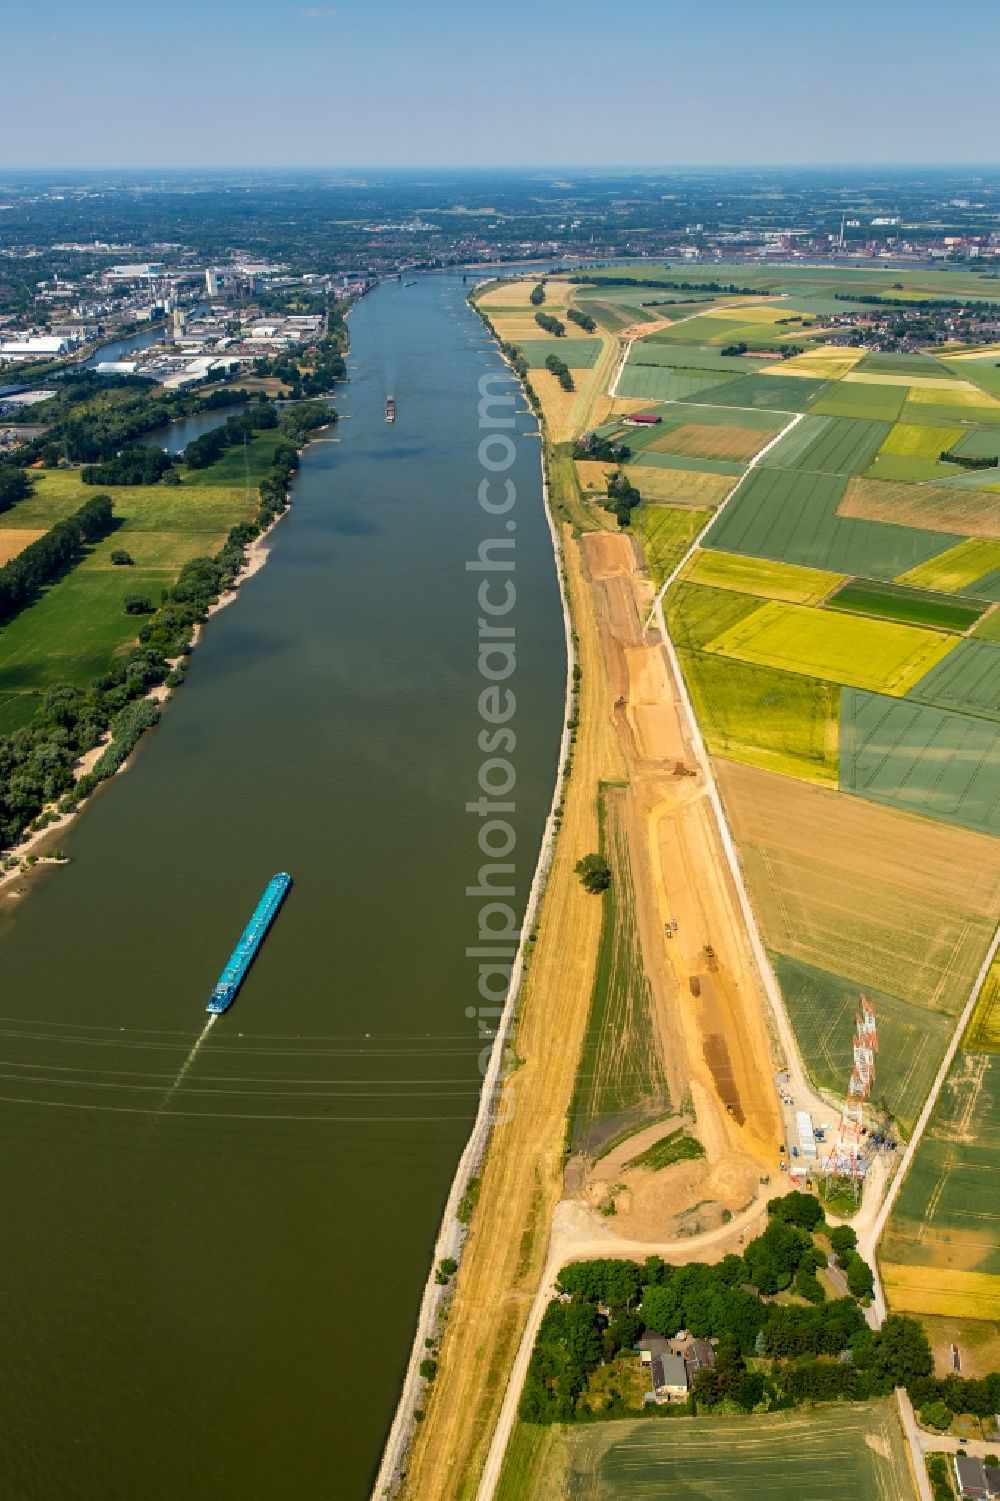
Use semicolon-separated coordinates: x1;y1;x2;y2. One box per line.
568;787;670;1155
0;434;281;730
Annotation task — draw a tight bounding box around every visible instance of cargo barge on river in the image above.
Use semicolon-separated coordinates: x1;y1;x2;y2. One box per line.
207;873;292;1014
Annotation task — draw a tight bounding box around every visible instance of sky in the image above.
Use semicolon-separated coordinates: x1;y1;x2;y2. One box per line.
1;0;997;171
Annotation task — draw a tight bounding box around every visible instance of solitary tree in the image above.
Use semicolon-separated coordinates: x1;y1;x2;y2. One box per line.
575;853;611;894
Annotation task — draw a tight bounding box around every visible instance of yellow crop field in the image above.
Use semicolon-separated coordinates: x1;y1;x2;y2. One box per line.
575;460;614;493
704;598;958;694
623;466;733;506
477;280;561;309
879;423;966;457
682;548;843;604
907;382;1000;410
843;371;969;391
897;539;1000;593
761;348;862;381
964;954;1000;1051
531;369;590;440
882;1265;1000;1321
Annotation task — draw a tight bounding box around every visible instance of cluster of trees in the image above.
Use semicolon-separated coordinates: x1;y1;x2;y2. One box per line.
0;494;114;622
573;433;632;464
544;353;574;391
183;399;278;469
535;312;565;337
518;1192;932;1426
721;342;749;357
82;447;172;486
567;308;597;333
529;282;546;306
0;401;335;854
940;447;997;470
604;471;641;528
836;293;1000;312
910;1370;1000;1428
0;465;32;513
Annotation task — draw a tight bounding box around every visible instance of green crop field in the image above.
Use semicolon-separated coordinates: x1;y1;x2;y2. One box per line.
682;548;844;604
616;365;738;402
516;338;602;369
813;383;909;421
955;428;1000;460
897;539;1000;593
706;466;958;577
569;788;670;1155
704;598;956;694
827;579;985;632
620;400;784;432
882;1051;1000;1319
628;342;766;372
773;953;951;1134
692;373;826;412
902;395;1000;428
841;688;1000;838
633;507;712;587
857;351;953;377
770;416;891;475
909;638;1000;719
498;1404;916;1501
678;648;839;782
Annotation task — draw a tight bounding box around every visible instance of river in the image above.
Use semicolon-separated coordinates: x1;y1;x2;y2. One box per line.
0;274;564;1499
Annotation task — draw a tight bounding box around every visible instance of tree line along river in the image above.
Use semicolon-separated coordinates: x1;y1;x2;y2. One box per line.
0;273;565;1499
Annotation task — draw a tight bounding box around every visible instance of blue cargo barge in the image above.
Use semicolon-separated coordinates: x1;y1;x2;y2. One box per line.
207;873;292;1014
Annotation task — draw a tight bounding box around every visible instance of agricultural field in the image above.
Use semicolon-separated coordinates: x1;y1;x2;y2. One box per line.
882;1051;1000;1319
632;507;712;588
812;383;909;421
690;373;826;412
568;787;670;1155
909;639;1000;720
497;1404;916;1501
706;467;958;578
681;548;843;604
897;539;1000;594
716;759;1000;1016
772;954;951;1134
616;365;737;402
618;466;733;507
827;579;985;632
645;422;771;463
666;582;766;651
626;341;766;372
765;347;863;380
681;649;839;782
702;598;956;695
762;415;891;475
878;422;966;459
965;953;1000;1053
839;477;1000;546
840;689;1000;838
